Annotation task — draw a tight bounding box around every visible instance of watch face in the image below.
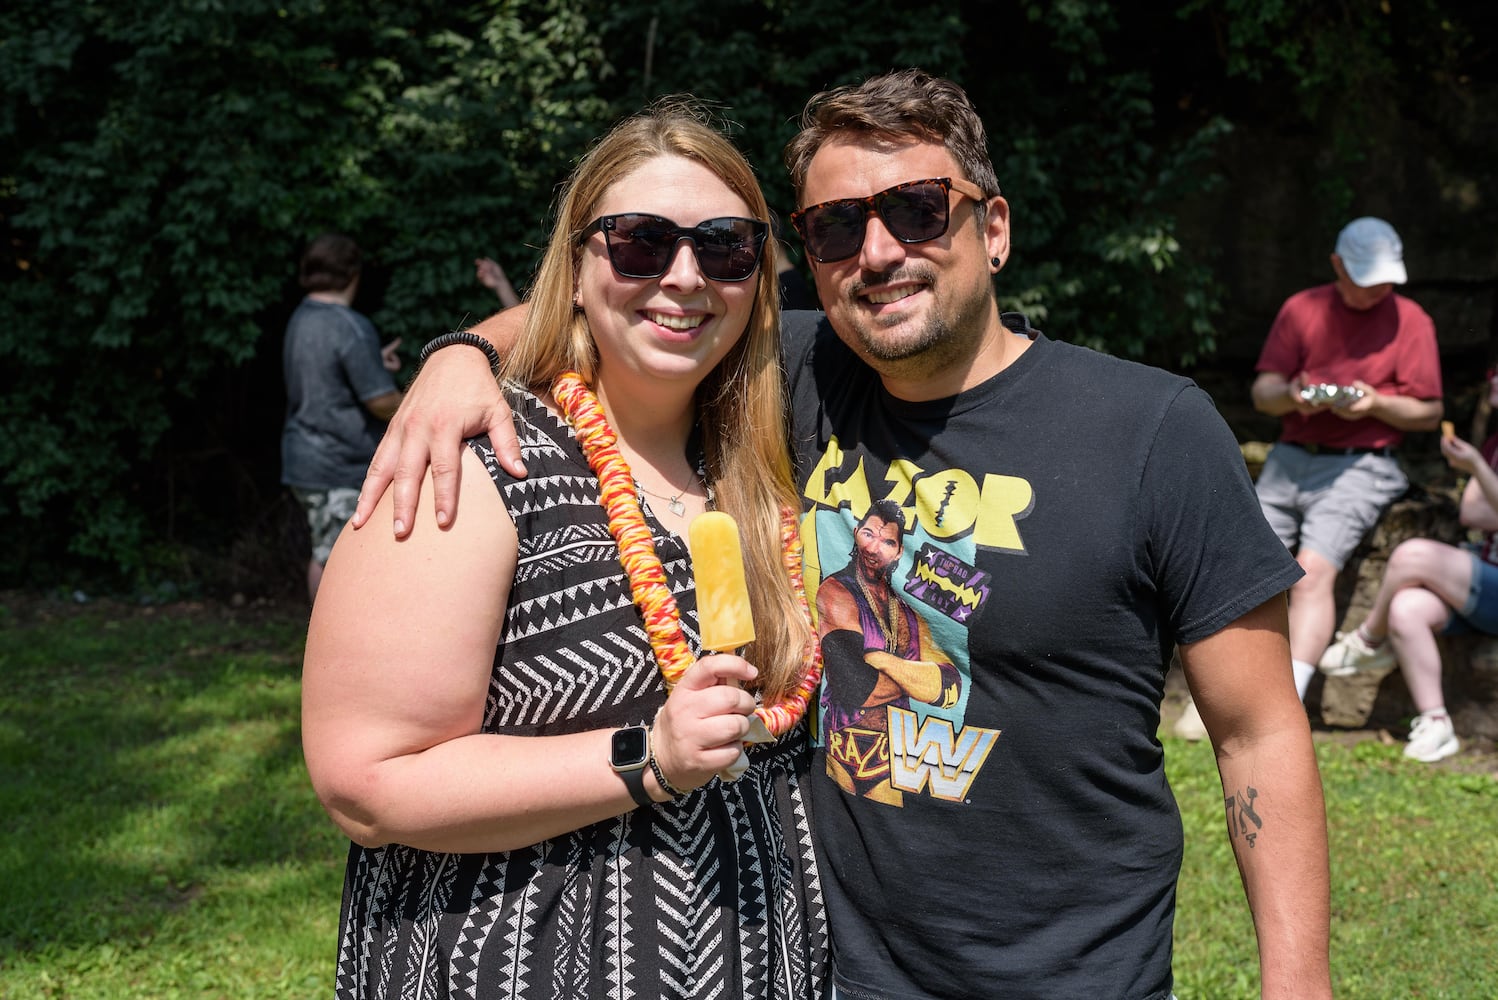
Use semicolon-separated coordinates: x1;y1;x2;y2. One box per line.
611;726;649;769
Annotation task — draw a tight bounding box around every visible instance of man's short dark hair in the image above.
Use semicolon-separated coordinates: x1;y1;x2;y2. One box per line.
783;68;1000;206
299;233;362;292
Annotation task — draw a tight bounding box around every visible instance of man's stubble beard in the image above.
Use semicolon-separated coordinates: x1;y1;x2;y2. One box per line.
844;269;993;382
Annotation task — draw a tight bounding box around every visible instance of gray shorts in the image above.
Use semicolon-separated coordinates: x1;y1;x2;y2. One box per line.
290;486;360;564
1254;443;1407;570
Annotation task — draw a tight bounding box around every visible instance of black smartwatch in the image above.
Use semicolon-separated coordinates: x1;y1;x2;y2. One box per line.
610;725;653;807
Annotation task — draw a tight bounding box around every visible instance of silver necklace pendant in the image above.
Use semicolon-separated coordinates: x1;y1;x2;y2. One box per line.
635;458;709;518
635;484;687;517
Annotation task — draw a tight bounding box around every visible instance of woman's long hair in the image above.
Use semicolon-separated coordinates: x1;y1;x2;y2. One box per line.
501;98;810;701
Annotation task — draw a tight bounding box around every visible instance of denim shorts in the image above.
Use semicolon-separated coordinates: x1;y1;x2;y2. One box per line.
1442;549;1498;636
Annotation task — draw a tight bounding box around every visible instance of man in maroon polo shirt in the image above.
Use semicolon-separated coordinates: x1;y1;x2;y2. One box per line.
1249;217;1443;702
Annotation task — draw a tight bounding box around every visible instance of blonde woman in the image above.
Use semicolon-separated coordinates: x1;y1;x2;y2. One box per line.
302;100;827;999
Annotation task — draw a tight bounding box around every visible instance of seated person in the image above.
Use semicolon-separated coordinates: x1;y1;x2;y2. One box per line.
1179;218;1441;742
1320;369;1498;762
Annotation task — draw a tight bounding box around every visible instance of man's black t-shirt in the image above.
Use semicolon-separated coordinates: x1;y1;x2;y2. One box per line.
782;311;1301;1000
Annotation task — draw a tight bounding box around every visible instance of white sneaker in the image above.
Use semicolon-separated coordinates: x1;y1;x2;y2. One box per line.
1173;697;1207;741
1404;712;1459;763
1319;629;1396;677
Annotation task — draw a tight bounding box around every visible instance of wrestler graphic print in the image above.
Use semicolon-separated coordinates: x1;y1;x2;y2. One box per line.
804;436;1015;807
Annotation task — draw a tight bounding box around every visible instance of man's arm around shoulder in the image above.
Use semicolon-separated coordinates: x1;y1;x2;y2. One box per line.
352;306;527;535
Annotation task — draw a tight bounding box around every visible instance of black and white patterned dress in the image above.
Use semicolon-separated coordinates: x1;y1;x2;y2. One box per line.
333;388;829;1000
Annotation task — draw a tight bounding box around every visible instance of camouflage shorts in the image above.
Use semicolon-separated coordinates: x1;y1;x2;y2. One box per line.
290;486;360;564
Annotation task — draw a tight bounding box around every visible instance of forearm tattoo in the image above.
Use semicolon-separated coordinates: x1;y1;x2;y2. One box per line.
1225;786;1263;848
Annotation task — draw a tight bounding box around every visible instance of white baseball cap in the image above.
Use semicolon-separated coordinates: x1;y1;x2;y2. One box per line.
1334;217;1407;287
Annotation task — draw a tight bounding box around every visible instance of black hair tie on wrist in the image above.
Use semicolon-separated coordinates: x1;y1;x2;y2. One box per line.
417;330;503;377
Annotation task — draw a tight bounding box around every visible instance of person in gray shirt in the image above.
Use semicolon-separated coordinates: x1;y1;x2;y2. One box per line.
281;233;402;601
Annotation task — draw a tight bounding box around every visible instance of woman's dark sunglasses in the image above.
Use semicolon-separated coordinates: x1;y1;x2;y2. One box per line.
578;213;768;283
790;177;988;264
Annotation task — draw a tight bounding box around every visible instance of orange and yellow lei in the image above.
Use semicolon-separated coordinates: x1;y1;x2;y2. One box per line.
552;371;822;738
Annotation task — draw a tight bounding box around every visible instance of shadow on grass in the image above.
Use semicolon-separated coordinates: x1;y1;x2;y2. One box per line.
0;597;343;958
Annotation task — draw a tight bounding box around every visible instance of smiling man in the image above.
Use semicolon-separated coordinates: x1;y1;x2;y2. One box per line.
353;69;1332;1000
776;69;1328;1000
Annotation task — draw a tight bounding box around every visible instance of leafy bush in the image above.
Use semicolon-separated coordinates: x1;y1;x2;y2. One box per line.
0;0;1480;587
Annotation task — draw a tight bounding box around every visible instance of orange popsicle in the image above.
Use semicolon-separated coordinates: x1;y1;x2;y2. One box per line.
689;511;756;652
1442;420;1455;441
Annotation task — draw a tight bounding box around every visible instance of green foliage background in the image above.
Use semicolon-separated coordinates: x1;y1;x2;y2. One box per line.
0;0;1486;589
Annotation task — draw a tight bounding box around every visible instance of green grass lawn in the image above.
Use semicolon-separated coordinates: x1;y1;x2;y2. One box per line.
0;596;338;999
2;594;1495;998
1173;736;1498;997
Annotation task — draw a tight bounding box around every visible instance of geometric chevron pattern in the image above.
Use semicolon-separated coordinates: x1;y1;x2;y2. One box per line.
333;389;830;999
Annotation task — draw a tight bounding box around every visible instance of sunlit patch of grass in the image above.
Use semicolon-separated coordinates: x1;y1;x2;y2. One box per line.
1166;734;1498;998
0;597;342;998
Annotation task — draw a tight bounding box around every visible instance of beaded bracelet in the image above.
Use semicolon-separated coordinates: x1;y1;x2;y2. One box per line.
648;752;690;799
417;331;502;376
